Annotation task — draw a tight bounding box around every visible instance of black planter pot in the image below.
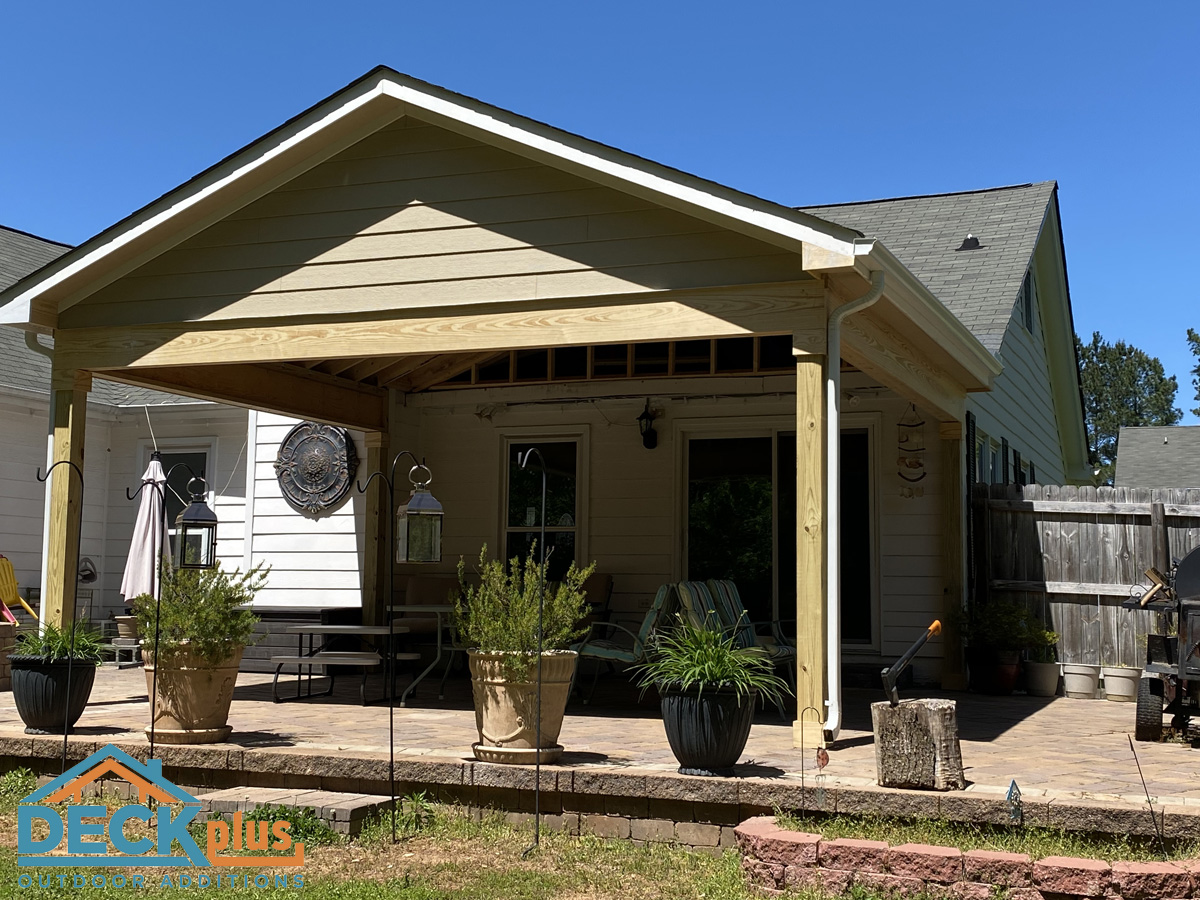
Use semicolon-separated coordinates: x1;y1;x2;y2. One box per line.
9;655;97;735
660;688;756;776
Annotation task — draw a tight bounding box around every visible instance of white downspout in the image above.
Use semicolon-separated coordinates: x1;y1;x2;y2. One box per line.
823;269;885;741
26;332;55;634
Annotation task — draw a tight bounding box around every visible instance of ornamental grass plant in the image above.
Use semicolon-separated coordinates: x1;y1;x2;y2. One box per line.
132;564;267;665
12;622;105;663
635;614;791;707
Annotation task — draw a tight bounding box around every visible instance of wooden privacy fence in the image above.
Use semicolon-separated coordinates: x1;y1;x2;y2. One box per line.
971;484;1200;668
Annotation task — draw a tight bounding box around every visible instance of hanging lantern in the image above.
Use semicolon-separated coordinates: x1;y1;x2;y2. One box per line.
175;477;219;569
637;399;658;450
396;464;443;563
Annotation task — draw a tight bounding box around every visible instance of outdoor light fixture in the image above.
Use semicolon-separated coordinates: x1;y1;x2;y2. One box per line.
637;400;658;450
174;477;219;569
396;464;443;563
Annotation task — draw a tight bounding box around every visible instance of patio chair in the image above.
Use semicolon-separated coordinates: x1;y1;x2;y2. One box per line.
0;556;37;625
676;579;794;717
569;582;679;705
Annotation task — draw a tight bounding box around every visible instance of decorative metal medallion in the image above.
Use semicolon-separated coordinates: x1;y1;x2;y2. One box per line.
274;422;360;515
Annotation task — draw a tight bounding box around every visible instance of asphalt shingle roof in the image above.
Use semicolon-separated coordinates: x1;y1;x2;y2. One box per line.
0;225;202;408
1115;426;1200;489
800;181;1056;355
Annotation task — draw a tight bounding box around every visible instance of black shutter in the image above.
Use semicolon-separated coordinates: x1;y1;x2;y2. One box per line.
1001;438;1010;484
1013;449;1023;486
1029;461;1036;486
965;412;977;485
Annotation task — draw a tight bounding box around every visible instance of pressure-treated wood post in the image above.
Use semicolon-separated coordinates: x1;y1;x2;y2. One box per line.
361;432;389;626
939;421;967;690
793;342;827;750
43;368;91;630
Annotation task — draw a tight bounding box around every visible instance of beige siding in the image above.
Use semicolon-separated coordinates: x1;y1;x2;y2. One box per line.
967;272;1066;484
246;412;364;609
62;119;809;330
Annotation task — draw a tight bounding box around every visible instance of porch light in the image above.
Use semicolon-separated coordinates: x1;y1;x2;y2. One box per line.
396;464;443;563
637;400;658;450
175;477;219;569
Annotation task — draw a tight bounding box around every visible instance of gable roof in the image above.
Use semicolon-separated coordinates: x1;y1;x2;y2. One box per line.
1115;425;1200;488
0;225;202;407
801;182;1056;354
23;743;199;805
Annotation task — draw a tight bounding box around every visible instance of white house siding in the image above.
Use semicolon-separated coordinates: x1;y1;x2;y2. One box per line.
966;259;1066;485
1;392;114;621
402;382;947;681
99;403;249;618
247;412;365;610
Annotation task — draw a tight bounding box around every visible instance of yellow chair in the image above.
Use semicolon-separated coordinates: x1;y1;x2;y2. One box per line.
0;556;39;625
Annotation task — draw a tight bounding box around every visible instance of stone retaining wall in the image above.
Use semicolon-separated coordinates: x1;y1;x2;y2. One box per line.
736;816;1198;899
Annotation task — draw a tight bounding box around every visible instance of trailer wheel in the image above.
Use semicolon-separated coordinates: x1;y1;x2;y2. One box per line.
1135;677;1164;742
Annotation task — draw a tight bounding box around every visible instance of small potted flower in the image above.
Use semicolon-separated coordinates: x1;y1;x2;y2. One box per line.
635;615;791;776
9;623;105;734
1024;620;1061;697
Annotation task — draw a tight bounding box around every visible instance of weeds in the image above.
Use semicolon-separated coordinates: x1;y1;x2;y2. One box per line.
773;807;1198;862
244;803;340;847
0;767;36;809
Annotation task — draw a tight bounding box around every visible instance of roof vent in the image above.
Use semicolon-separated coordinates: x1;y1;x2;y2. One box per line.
955;233;982;251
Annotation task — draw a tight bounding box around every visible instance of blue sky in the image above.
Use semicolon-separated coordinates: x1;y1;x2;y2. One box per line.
3;1;1198;421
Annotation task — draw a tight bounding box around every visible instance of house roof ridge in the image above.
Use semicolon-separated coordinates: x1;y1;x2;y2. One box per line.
797;181;1054;210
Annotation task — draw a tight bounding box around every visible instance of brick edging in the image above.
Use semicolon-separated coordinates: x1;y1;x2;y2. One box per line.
735;816;1197;899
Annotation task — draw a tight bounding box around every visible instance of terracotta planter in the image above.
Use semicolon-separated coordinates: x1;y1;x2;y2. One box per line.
1102;666;1142;702
660;688;756;776
468;649;577;763
143;644;243;744
1062;663;1101;699
966;647;1021;695
114;616;139;640
1024;661;1060;697
10;656;97;734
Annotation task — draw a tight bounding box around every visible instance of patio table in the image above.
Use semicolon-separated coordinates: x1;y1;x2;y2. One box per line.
388;604;453;707
272;623;413;705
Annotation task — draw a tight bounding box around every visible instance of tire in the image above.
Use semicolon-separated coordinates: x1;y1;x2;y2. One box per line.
1135;677;1164;742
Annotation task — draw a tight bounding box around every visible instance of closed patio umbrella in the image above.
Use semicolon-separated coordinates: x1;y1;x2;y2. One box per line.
120;457;169;601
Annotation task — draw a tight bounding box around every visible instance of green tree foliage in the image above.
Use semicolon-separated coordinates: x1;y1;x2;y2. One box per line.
1076;331;1181;484
1188;328;1200;418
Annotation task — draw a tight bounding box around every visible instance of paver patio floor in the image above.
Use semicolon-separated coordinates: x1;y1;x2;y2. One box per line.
4;666;1200;811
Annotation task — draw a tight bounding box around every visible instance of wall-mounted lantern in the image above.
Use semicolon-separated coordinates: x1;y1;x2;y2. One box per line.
396;464;443;563
637;400;658;450
175;477;219;569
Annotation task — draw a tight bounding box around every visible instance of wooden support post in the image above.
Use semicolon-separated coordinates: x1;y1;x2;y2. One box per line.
44;369;90;630
793;346;827;750
361;432;389;627
940;422;967;690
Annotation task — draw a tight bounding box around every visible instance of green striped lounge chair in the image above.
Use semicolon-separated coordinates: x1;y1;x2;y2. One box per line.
570;583;679;704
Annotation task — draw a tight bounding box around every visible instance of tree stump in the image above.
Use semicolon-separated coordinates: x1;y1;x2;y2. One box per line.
871;698;966;791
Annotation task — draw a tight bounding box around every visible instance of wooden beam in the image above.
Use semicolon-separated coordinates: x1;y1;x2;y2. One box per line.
342;356;409;384
940;435;967;691
44;369;90;630
992;580;1142;598
397;351;504;392
56;285;827;371
793;348;827;750
987;500;1200;517
840;311;966;424
361;432;388;627
373;355;439;387
101;363;387;432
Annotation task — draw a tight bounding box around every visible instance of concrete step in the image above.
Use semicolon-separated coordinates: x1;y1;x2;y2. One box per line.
195;786;393;835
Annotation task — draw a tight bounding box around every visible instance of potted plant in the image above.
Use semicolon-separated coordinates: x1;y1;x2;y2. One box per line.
635;615;791;776
9;623;105;734
961;600;1028;695
132;564;266;744
1024;620;1061;697
454;545;594;764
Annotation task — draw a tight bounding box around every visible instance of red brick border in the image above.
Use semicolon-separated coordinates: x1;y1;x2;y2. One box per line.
734;816;1196;899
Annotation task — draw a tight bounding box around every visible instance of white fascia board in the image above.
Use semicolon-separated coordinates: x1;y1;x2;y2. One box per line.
853;239;1002;390
0;70;860;329
374;77;859;257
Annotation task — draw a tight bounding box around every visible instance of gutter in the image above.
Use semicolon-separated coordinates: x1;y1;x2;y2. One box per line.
823;269;885;742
